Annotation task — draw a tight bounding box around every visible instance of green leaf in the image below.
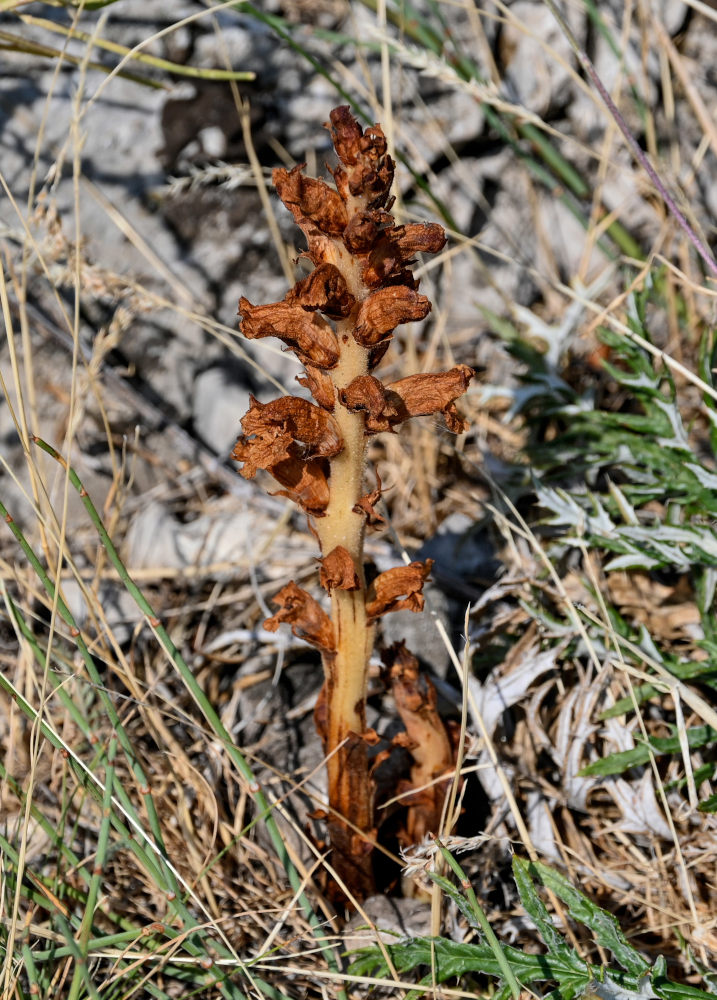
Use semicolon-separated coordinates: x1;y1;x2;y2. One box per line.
579;726;717;777
697;792;717;813
528;862;649;977
512;857;576;961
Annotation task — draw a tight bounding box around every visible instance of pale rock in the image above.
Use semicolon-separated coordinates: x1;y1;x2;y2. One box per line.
343;894;432;955
125;496;273;574
192;365;252;457
499;2;581;117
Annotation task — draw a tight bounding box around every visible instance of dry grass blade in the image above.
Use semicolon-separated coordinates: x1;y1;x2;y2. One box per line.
2;1;717;995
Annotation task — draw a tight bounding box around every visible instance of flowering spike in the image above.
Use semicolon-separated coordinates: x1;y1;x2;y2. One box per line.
233;106;473;901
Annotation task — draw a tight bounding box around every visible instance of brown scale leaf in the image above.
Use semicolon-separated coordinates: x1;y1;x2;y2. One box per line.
273;165;347;237
353;287;432;348
363;223;446;287
386;364;474;433
353;473;384;525
239;297;340;370
319;545;360;591
285;263;354;319
328;105;394;208
385;642;454;845
264;581;335;653
340;375;398;433
297;365;336;410
365;560;433;621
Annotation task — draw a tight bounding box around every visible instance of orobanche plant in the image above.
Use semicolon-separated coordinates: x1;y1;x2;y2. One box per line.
233;106;473;899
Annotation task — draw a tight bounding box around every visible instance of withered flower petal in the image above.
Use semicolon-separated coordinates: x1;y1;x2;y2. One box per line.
328;106;394;208
285;263;354;319
389;223;446;258
273;165;347;237
232;419;291;481
353;287;432;348
264;581;336;653
239;297;340;370
340;375;398;434
238;395;342;461
320;545;360;591
384;641;454;844
270;455;330;515
386;364;474;433
297;365;336;410
365;560;433;621
363;223;446;287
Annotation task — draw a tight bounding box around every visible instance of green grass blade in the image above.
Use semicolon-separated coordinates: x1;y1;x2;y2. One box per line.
433;839;521;998
21;15;255;81
28;436;342;983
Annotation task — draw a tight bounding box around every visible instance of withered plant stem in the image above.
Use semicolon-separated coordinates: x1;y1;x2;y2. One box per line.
233;106;473;901
314;247;376;894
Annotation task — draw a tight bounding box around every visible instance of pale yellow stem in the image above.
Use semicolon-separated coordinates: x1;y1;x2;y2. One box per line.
311;231;377;887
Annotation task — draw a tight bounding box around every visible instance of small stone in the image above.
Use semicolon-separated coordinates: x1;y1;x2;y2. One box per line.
192;366;252;457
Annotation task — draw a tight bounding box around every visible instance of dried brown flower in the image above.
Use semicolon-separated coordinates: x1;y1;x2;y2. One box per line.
238;298;340;369
386;642;454;845
365;560;434;621
264;581;336;654
285;263;354;318
353;286;432;348
320;546;360;591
